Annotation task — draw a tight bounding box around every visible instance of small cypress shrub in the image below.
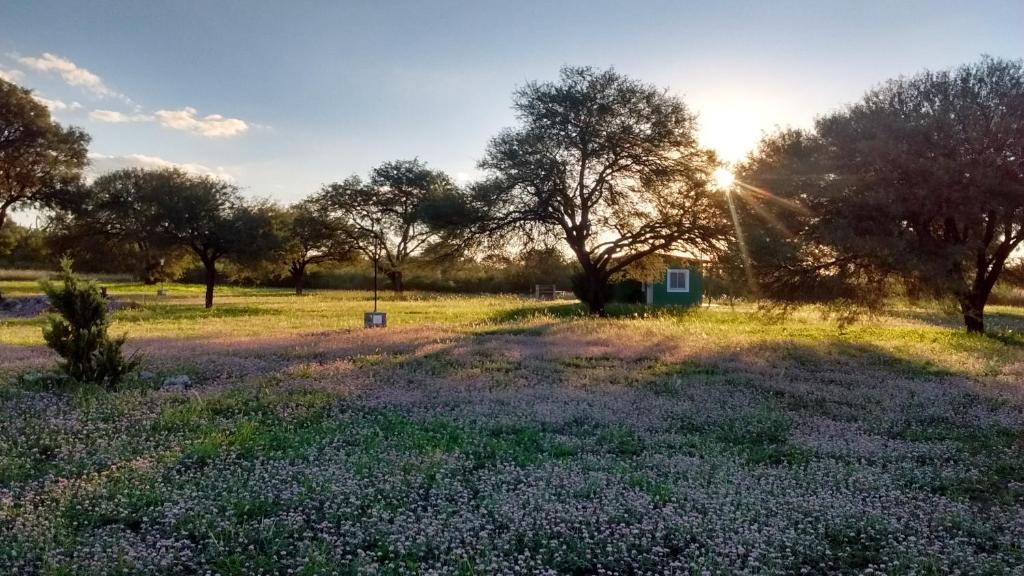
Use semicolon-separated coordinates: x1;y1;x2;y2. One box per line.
40;258;140;387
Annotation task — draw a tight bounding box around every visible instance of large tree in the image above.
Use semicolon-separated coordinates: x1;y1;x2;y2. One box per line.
0;78;89;233
149;172;279;308
60;167;277;308
276;199;354;294
739;57;1024;333
476;66;731;315
318;159;465;291
54;169;191;283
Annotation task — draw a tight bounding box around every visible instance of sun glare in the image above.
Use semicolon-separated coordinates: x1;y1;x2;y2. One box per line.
713;168;735;189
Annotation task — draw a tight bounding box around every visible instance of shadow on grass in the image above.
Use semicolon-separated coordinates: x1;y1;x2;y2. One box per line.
981;328;1024;347
488;302;587;323
112;303;283;323
6;317;1023;505
488;301;701;324
900;308;1024;346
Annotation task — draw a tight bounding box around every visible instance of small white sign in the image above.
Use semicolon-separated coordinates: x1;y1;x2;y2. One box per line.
364;311;388;328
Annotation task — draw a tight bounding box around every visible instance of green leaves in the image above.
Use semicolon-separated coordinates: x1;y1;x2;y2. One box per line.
39;257;140;387
739;57;1024;333
0;78;90;231
479;66;731;314
316;159;472;291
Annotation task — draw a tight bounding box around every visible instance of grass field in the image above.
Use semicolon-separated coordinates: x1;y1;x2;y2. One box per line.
2;282;1024;574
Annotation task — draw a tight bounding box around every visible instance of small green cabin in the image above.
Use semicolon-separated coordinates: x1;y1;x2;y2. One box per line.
642;266;704;307
608;258;706;308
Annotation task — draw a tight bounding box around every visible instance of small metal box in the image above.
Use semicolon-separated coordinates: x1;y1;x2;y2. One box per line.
364;311;387;328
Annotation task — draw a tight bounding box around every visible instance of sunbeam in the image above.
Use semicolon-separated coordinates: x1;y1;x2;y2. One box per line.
735;181;812;215
723;184;758;294
733;188;796;238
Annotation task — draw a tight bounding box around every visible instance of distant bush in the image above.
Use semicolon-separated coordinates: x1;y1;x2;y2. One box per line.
990;286;1024;308
0;222;52;270
211;250;578;295
40;258;140;388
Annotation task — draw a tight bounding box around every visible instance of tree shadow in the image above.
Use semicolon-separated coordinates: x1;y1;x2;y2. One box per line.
487;302;701;324
898;307;1024;344
488;302;587;323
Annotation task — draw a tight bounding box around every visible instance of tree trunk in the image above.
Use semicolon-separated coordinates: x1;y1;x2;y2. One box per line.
291;261;306;295
582;272;608;317
387;269;404;292
203;259;216;309
142;259;162;285
959;293;986;334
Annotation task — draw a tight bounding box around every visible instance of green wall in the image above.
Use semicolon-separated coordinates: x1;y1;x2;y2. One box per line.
649;267;703;307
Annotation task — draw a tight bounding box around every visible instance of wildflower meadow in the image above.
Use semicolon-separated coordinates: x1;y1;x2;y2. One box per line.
2;286;1023;574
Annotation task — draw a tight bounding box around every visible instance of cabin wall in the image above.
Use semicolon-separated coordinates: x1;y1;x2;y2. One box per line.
650;267;703;307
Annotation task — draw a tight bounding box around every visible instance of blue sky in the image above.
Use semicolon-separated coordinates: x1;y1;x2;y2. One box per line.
2;0;1022;212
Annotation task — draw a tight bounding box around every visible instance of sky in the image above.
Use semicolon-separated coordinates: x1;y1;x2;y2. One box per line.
1;0;1022;222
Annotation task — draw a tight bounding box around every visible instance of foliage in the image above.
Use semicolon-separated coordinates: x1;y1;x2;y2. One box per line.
0;222;51;270
38;258;139;387
738;57;1024;333
49;169;193;283
61;168;282;308
317;159;471;291
3;295;1024;573
274;200;354;294
476;66;732;315
0;78;90;233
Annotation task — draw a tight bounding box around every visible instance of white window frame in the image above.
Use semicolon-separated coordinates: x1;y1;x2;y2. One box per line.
665;268;690;293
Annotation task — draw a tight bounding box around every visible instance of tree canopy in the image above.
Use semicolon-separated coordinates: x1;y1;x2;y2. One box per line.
54;168;191;283
0;78;89;232
476;66;732;314
150;172;280;308
738;57;1024;332
317;159;467;291
274;199;355;294
61;167;279;308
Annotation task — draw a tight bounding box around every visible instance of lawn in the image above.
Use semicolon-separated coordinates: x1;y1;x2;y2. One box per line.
2;283;1024;574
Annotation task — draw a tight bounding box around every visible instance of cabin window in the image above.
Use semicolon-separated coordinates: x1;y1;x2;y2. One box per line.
666;268;690;292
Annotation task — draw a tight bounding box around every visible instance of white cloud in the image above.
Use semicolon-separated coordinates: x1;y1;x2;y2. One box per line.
70;101;83;110
87;152;236;182
89;109;154;123
33;94;67;111
0;68;24;82
90;106;248;139
17;52;113;96
14;51;253;138
154;107;249;138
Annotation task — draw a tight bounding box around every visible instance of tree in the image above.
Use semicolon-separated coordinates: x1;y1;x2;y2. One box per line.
318;159;466;291
0;221;51;270
0;78;89;233
142;170;239;308
54;169;191;283
739;57;1024;333
275;199;354;294
41;257;140;387
476;66;732;315
53;167;280;307
153;175;281;308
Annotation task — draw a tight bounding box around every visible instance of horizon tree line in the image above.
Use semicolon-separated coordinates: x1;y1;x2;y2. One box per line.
1;57;1022;331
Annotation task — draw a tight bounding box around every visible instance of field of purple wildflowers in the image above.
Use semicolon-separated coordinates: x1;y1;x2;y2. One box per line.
2;288;1024;574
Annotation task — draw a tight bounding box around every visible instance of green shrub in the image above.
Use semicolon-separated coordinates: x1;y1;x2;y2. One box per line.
40;258;140;387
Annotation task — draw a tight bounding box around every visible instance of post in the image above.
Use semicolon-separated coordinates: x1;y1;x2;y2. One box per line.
364;233;387;328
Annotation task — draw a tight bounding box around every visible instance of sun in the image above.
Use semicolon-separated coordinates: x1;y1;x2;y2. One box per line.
713;168;735;189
